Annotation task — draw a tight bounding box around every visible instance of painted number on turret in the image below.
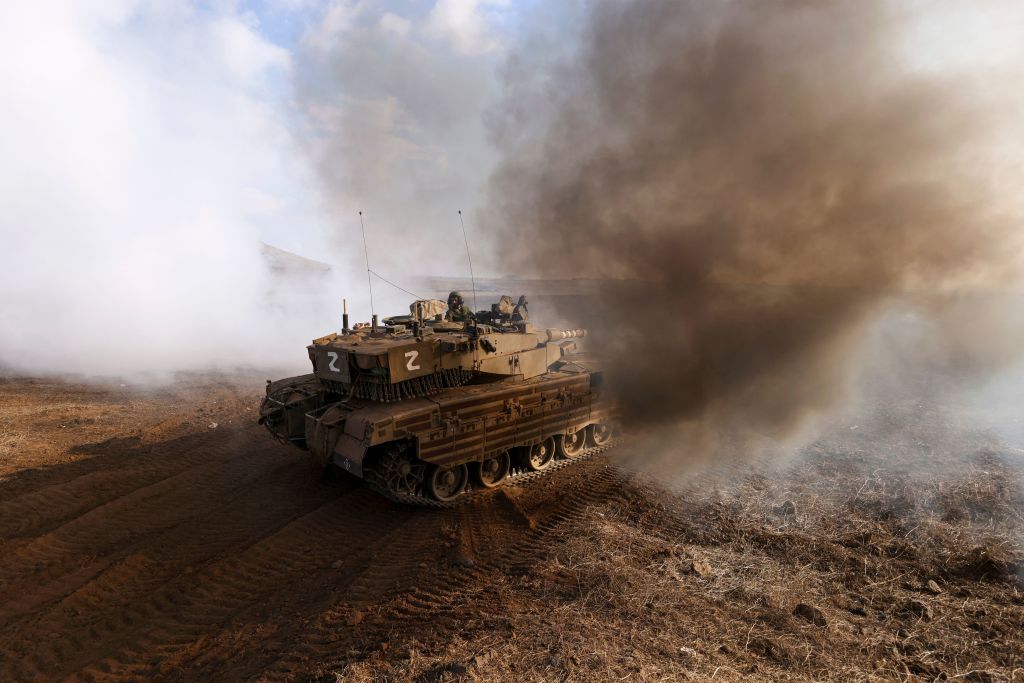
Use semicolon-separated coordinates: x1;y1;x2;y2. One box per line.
316;348;350;382
388;341;435;382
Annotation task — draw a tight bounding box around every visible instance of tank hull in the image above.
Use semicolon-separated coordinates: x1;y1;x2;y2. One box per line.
260;365;614;498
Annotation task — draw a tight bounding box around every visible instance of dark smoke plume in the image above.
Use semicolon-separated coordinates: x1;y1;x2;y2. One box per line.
485;0;1024;440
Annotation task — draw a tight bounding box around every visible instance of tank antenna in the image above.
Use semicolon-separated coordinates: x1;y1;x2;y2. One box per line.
359;210;376;323
458;210;478;313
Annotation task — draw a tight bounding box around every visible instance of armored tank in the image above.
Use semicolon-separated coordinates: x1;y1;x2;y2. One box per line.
259;295;616;505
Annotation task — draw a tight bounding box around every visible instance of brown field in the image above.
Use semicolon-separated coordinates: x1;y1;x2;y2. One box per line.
0;373;1021;681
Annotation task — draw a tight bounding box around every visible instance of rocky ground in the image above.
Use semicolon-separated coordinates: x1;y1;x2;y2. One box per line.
0;373;1021;681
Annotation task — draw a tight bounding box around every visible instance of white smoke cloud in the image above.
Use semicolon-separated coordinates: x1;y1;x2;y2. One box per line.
0;2;345;377
0;1;525;379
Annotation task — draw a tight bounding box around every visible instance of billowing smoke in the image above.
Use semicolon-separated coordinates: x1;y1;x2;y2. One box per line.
485;1;1024;441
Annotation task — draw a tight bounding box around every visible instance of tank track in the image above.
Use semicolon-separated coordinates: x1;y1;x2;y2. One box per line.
365;438;621;509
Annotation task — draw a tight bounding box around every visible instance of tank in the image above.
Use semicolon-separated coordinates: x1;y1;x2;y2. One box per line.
259;295;617;505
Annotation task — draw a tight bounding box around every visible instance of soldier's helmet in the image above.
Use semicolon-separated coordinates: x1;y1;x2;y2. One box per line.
447;291;464;307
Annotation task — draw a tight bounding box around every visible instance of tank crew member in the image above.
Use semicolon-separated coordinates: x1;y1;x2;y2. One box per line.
445;291;475;322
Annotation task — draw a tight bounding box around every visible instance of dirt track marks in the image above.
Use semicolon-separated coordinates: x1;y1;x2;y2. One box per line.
0;430;260;542
0;427;326;679
0;424;626;681
259;462;630;679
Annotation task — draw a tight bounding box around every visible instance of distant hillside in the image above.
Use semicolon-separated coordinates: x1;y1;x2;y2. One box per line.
260;242;332;278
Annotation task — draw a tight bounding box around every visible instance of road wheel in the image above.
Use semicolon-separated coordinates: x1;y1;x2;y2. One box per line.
371;443;426;497
426;463;468;502
475;452;510;488
588;423;613;447
557;429;586;458
524;437;555;471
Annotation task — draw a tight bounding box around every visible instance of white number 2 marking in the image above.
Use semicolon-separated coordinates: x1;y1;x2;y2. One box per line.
404;350;421;371
327;351;340;373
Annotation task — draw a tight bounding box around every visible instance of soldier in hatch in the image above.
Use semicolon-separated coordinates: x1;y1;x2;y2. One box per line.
445;291;475;323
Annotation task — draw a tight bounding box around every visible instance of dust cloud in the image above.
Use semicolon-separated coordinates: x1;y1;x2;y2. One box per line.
484;1;1024;447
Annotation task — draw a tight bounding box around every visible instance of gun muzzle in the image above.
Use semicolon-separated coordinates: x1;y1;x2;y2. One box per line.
545;328;586;341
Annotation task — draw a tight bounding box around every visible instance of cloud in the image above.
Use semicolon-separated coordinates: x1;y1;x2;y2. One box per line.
301;1;363;52
213;15;291;82
426;0;509;55
379;12;411;37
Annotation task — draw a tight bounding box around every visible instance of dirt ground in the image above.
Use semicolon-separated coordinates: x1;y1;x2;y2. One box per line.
0;373;1022;682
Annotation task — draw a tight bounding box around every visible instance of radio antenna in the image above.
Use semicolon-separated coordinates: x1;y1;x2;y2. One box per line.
359;211;375;320
458;210;477;312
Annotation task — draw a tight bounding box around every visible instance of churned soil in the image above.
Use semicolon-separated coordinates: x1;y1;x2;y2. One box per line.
0;373;1021;682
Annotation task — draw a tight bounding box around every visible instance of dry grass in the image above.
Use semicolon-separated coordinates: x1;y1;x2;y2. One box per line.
323;405;1024;683
0;424;26;458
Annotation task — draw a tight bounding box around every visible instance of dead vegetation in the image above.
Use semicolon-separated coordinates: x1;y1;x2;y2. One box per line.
329;404;1024;682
